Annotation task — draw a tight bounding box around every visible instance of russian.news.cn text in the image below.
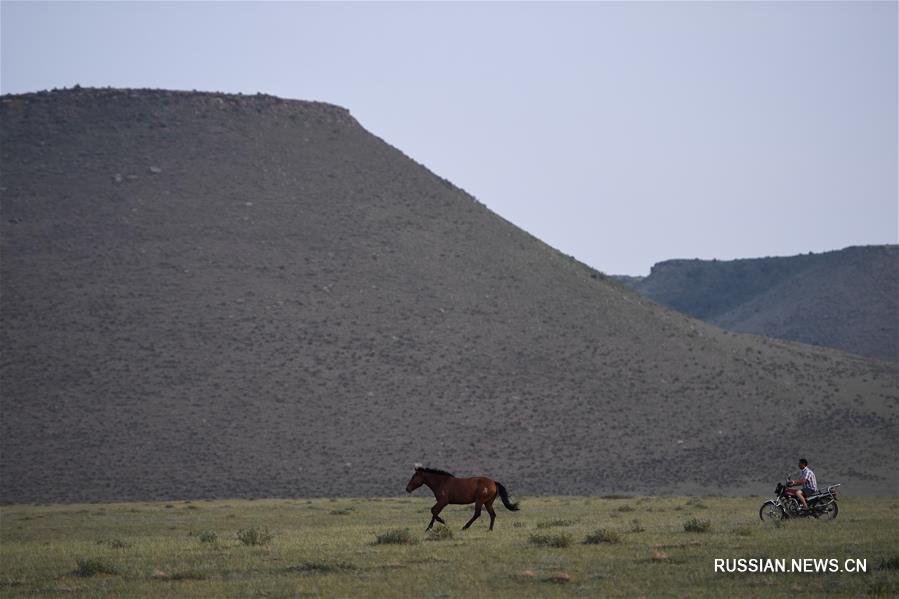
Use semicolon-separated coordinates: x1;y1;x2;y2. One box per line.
714;558;867;574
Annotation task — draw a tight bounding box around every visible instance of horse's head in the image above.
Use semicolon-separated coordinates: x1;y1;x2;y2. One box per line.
405;464;424;493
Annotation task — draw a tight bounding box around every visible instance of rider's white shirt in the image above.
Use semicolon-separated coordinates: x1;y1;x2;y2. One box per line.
801;466;817;492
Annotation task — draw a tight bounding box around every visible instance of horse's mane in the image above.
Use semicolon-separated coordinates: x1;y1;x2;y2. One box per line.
416;466;455;477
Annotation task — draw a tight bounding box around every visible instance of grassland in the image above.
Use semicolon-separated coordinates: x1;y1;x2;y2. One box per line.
1;495;896;597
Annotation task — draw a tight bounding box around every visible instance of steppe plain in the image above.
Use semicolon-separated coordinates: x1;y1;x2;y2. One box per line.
2;495;897;597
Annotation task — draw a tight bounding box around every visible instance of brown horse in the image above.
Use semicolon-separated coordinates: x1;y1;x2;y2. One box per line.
405;465;520;531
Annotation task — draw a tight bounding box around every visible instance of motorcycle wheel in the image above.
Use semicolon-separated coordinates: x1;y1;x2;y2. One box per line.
817;501;838;521
759;502;785;522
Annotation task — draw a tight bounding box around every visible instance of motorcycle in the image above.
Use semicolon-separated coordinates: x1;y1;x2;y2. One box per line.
759;477;840;521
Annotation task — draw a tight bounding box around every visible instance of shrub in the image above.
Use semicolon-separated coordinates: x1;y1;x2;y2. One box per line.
73;558;118;577
198;530;218;544
683;518;712;533
584;528;623;544
528;532;573;548
237;527;273;546
374;529;418;545
617;505;635;513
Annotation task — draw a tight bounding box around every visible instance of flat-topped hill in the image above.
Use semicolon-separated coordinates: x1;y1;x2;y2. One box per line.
1;88;896;502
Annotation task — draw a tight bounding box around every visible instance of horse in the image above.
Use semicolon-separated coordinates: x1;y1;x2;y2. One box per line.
405;464;520;531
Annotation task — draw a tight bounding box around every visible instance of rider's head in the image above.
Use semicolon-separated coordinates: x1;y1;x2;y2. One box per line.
798;458;808;468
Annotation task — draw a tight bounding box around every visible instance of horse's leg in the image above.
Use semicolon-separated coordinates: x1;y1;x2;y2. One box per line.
427;501;448;531
433;501;447;526
462;501;483;530
485;499;497;531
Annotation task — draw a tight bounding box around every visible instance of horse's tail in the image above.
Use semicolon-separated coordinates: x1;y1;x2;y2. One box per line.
496;482;520;511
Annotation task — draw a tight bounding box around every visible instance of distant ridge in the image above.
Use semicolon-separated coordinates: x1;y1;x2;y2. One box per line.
1;88;896;502
615;246;898;361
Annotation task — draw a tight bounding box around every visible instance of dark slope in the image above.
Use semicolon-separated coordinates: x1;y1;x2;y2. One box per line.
1;88;896;503
619;247;898;361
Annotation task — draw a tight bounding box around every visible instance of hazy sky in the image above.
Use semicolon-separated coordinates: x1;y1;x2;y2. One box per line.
2;1;896;274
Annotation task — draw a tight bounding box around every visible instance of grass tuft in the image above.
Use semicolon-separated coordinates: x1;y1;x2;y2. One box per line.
584;528;623;544
374;529;418;545
198;530;218;544
73;558;118;577
627;518;645;533
426;525;454;541
536;519;575;529
683;518;712;533
236;527;273;546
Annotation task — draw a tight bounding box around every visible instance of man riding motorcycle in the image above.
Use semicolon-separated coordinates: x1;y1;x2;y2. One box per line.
787;458;817;511
759;460;839;522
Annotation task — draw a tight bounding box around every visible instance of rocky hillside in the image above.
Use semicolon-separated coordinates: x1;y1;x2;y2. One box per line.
617;247;898;361
1;88;896;503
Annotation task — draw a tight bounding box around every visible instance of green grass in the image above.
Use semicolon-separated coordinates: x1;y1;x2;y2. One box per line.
528;531;574;548
0;496;896;597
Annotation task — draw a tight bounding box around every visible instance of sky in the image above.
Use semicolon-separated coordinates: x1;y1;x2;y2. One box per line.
1;1;896;275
